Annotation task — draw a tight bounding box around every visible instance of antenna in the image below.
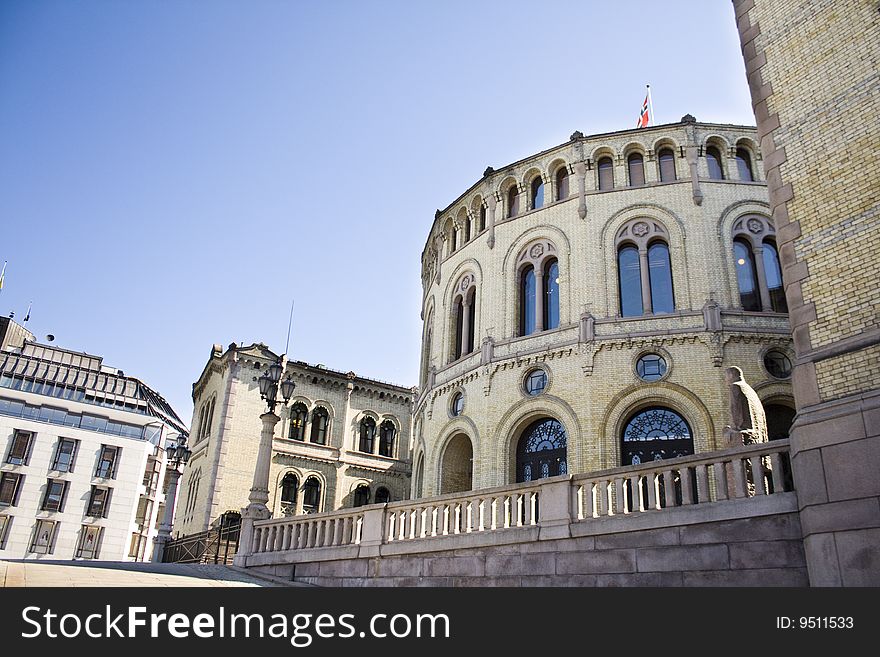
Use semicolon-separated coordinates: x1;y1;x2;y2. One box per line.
284;299;295;357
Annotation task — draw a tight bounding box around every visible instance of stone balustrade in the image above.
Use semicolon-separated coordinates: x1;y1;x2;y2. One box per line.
251;509;365;555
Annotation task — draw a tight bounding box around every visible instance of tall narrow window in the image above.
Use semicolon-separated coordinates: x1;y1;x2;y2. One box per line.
353;485;371;507
41;480;68;512
450;228;457;252
618;246;642;316
52;438;78;472
454;297;464;360
648;242;674;313
479;205;487;231
598;157;614;190
520;265;536;336
95;445;120;479
30;519;57;554
736;148;754;181
763;240;788;312
556;167;570;200
302;477;321;513
375;487;391;504
706;146;724;179
86;486;111;518
378;420;396;457
0;472;23;506
658;148;676;182
628;153;645;186
463;217;471;243
310;407;329;444
531;177;544;209
280;473;298;510
466;288;476;354
734;240;761;311
544;259;560;330
507;186;519;217
288;403;308;441
75;525;102;559
6;430;33;465
359;417;376;453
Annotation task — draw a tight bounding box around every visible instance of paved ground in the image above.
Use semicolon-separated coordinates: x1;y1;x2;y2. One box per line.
0;559;293;587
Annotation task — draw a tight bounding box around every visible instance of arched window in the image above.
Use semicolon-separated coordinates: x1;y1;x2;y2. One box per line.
353;485;371;507
736;147;754;181
359;417;376;453
414;454;425;498
765;403;796;440
618;245;642;316
762;240;788;312
628;153;645;186
310;407;329;444
463;217;471;243
598;156;614;190
280;473;298;511
288;403;308;441
454;297;464;360
520;265;536;336
556;167;569;200
706;146;725;180
507;185;519;218
734;239;761;311
378;420;396;457
479;205;486;232
452;276;477;360
544;258;559;329
516;418;567;483
658;148;676;182
648;242;674;313
375;487;391;504
621;407;693;465
302;477;321;513
531;177;544;209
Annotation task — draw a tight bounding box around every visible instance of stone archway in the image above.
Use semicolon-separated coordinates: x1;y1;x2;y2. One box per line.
440;433;473;494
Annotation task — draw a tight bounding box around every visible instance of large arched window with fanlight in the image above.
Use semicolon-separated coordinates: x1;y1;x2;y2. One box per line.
516;418;568;483
762;240;787;312
734;239;760;311
616;220;675;317
452;275;477;361
621;407;694;466
731;216;787;313
517;240;560;336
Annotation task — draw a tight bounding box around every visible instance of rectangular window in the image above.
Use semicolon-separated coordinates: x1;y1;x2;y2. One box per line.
86;486;112;518
52;438;78;473
0;472;23;506
5;430;33;465
75;525;102;559
95;445;120;478
29;519;57;554
0;515;11;548
128;532;146;560
41;479;69;512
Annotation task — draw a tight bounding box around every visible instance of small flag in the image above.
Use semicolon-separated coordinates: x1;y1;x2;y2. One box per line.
636;89;650;128
0;261;6;291
24;301;32;323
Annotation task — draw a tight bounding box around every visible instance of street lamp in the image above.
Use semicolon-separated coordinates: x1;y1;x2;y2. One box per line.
258;360;295;413
151;433;191;563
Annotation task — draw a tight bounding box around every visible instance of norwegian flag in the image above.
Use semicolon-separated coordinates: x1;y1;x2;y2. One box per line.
636;89;650;128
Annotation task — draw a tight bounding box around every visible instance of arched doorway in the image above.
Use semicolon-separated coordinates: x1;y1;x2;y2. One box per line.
765;403;796;440
440;434;473;494
516;418;568;483
621;407;693;465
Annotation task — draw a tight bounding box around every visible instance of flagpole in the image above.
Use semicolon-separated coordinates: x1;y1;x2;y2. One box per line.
0;261;6;295
647;84;654;126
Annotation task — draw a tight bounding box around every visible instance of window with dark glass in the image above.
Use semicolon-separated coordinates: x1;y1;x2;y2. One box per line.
52;438;78;472
556;167;570;200
359;417;376;453
29;519;56;554
734;240;761;311
544;259;559;330
762;240;788;312
766;404;796;441
479;205;487;232
648;242;674;313
288;403;308;441
75;525;102;559
6;430;32;465
464;217;471;243
454;297;464;360
86;486;111;518
353;485;371;507
637;354;668;381
310;407;329;444
95;445;120;478
451;392;464;417
466;288;476;355
598;157;614;190
736;148;754;181
41;479;68;512
618;246;642;316
520;265;536;336
375;487;390;504
379;420;396;457
302;477;321;513
507;186;519;217
658;148;676;182
0;472;23;506
706;146;724;179
628;153;645;186
531;177;544;209
525;369;548;396
0;515;11;549
764;350;793;379
621;407;693;465
516;418;567;483
280;473;298;507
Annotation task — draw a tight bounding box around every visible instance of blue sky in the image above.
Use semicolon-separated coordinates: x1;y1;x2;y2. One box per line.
0;1;755;423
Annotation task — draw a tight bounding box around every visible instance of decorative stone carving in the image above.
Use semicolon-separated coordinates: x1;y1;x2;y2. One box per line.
570;130;584;141
460;275;471;291
747;218;763;234
680;114;697;124
632;222;650;237
483;166;494;177
529;244;545;259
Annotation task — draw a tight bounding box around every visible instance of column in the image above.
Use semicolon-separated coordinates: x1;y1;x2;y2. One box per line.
535;268;545;332
752;245;773;311
639;248;653;314
151;466;181;563
574;161;587;219
460;297;472;356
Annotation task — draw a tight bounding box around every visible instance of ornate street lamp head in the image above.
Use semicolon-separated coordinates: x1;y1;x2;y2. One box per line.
268;360;283;384
280;375;296;403
257;370;273;398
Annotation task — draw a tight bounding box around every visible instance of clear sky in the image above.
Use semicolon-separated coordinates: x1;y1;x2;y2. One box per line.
0;0;755;425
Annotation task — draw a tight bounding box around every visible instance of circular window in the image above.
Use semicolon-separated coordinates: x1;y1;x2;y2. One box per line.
450;392;464;417
636;353;668;381
763;350;792;379
524;369;548;396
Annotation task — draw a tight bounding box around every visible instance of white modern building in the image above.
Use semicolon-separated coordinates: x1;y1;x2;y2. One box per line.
0;318;189;561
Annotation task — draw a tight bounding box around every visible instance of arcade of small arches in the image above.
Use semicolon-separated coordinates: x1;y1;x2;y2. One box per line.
277;470;325;515
283;400;402;459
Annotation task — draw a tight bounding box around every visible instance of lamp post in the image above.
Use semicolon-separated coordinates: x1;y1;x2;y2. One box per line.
234;358;296;566
151;434;192;562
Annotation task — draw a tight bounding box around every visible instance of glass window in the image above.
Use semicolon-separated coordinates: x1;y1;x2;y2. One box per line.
598;157;614;190
463;217;471;243
86;486;111;518
302;477;321;513
375;487;390;504
507;186;519;218
706;146;724;180
618;246;642;317
353;485;371;507
520;266;536;336
280;473;298;507
0;472;23;506
466;289;476;355
76;525;102;559
95;445;120;478
648;242;674;313
764;350;793;379
479;205;486;232
658;148;676;182
762;241;788;312
736;148;754;181
621;407;694;465
628;153;645;186
734;240;761;311
41;479;68;512
531;177;544;209
379;420;396;458
359;417;376;453
516;418;567;483
454;297;464;360
52;438;78;472
310;407;329;444
637;354;668;381
451;392;464;417
29;519;57;554
525;369;548;396
544;259;559;330
0;515;11;549
6;430;32;465
556;167;570;200
289;403;308;441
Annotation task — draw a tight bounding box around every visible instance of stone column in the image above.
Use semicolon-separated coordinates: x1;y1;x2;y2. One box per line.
487;195;497;249
685;145;704;206
751;245;773;311
151;466;181;563
461;297;472;356
535;269;545;332
574;161;587;219
638;248;653;314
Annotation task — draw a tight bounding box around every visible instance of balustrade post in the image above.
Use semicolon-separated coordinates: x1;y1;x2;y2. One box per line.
696;464;710;503
680;467;695;505
663;470;676;508
714;461;729;500
769;452;785;493
536;477;571;539
646;472;659;510
357;507;387;557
